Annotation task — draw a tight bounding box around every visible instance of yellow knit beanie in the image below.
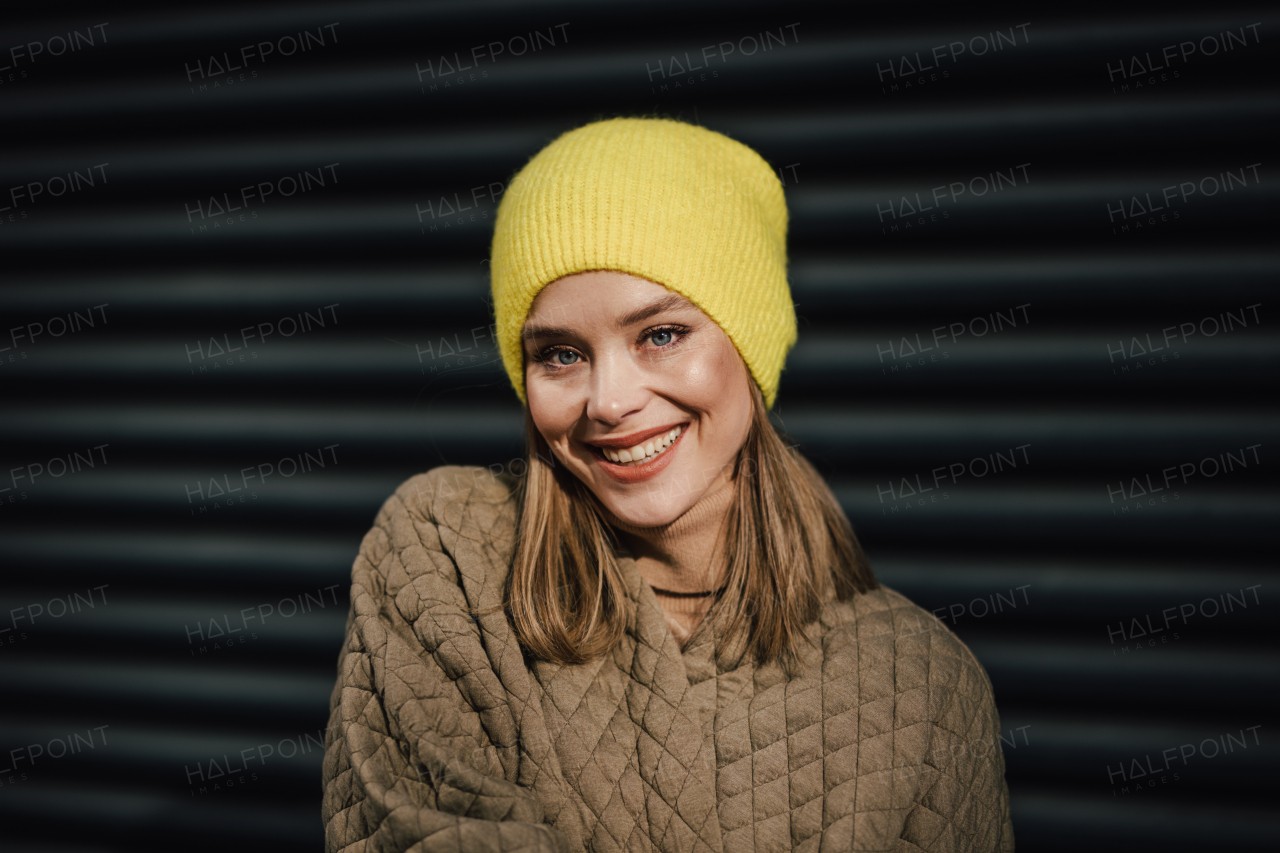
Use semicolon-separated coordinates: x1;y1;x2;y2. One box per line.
489;117;796;407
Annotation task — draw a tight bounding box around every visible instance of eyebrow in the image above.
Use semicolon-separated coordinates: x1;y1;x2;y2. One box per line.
521;324;574;341
616;293;690;328
521;292;692;342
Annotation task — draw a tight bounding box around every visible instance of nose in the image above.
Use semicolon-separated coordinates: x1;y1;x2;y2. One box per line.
585;347;648;425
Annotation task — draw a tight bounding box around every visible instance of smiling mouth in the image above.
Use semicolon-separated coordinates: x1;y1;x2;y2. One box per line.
597;425;684;466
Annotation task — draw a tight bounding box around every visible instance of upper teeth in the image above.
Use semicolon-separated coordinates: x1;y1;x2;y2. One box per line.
602;426;682;465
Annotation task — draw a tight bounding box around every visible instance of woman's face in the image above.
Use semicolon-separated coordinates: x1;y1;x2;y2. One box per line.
523;270;753;527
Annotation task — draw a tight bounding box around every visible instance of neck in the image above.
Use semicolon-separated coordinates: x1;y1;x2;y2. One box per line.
600;480;735;646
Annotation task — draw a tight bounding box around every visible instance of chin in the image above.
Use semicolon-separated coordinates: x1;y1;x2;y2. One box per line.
595;485;701;528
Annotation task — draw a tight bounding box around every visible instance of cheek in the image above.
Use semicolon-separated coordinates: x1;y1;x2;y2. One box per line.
719;367;754;447
526;380;575;447
678;335;738;397
681;336;752;440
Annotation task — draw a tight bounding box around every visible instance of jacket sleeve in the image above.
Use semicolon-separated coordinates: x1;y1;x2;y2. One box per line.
959;674;1016;853
321;477;573;853
871;593;1015;853
911;641;1016;853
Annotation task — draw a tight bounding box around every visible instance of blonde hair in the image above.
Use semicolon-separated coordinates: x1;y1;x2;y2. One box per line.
506;381;877;668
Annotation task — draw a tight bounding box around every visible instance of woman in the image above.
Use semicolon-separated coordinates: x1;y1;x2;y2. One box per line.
323;118;1014;852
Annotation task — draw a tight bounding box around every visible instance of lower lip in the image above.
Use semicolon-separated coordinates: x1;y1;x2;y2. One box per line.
592;428;687;484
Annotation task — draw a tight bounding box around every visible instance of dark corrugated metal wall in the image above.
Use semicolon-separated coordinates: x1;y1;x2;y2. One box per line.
1;1;1276;849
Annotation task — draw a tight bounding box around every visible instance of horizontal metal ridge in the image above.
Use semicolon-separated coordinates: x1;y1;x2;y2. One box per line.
3;334;1274;379
0;658;334;714
1;253;1277;310
1;95;1275;184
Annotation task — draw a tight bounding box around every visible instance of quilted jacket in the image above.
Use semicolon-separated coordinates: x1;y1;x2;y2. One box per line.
322;466;1015;852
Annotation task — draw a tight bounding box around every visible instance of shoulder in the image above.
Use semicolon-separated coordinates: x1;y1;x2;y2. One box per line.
387;465;518;526
377;465;518;544
358;466;518;590
816;589;1011;844
340;469;534;757
819;585;998;710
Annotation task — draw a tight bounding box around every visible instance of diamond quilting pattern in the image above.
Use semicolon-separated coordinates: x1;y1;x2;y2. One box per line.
322;468;1014;852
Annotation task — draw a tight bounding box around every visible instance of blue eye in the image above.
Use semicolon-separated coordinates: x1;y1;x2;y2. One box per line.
555;350;579;365
649;330;674;346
